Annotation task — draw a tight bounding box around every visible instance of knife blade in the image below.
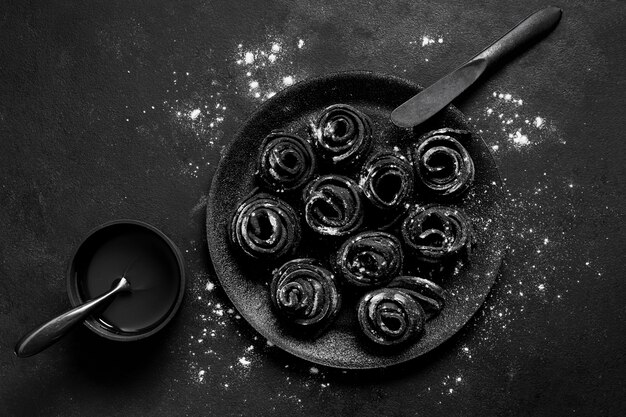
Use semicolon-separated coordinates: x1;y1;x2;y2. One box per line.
391;6;563;128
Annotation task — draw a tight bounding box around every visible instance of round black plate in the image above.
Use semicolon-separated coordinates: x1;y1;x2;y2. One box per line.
207;72;505;369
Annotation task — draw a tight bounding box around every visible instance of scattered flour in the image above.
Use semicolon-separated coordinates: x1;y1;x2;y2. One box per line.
406;33;445;62
125;70;230;179
410;35;444;47
234;37;308;102
469;91;561;151
189;108;201;120
420;35;444;46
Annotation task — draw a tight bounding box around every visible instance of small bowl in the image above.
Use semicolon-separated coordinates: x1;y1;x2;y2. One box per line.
66;220;185;341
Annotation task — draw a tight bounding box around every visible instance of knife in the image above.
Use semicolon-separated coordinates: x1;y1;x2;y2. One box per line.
391;6;563;128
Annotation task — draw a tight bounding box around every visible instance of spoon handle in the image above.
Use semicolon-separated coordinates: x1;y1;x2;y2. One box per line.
14;278;130;358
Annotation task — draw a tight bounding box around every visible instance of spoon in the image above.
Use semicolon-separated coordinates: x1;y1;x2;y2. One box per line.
391;6;563;128
15;269;133;358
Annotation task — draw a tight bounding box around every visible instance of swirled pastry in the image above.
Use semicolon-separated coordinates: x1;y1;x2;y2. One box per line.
270;258;341;328
303;174;364;236
336;231;403;288
410;128;474;199
357;288;425;346
357;276;444;346
257;132;317;193
401;204;471;263
311;104;373;167
359;151;414;212
387;276;445;320
230;193;301;260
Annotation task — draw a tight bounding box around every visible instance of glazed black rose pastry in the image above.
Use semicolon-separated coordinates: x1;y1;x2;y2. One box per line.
303;174;364;236
310;104;373;167
357;276;444;346
357;287;425;346
230;193;301;260
401;204;472;263
336;231;403;288
359;151;414;211
257;132;317;193
270;258;341;329
386;276;445;320
410;128;474;200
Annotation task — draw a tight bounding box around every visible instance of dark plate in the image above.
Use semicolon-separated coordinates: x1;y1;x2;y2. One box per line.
206;71;505;369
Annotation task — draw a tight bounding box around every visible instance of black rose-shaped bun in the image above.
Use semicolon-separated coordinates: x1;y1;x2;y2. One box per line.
357;275;444;346
311;104;373;167
359;150;415;211
270;258;341;328
401;204;471;263
410;128;474;199
357;288;425;346
257;132;317;193
336;231;403;288
386;276;445;320
230;193;301;260
303;174;364;236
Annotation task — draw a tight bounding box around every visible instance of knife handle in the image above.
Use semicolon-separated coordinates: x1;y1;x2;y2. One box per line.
472;6;562;69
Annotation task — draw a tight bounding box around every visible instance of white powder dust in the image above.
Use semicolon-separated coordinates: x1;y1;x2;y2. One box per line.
189;108;201;120
419;35;444;47
234;37;308;102
472;91;562;151
123;70;230;180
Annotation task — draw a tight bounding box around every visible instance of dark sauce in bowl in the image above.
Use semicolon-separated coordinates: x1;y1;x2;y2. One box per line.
68;221;184;339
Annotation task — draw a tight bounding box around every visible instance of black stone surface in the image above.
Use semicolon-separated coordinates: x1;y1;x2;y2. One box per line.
1;0;625;416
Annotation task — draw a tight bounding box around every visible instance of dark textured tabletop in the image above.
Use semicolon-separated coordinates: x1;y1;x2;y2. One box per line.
1;1;625;416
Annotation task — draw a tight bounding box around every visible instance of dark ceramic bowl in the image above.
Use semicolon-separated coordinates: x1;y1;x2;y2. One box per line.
66;219;185;341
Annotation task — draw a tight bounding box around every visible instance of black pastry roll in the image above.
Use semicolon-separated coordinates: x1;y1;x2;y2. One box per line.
410;128;474;199
270;258;341;328
303;174;364;236
336;231;403;288
401;204;471;263
230;193;301;260
359;151;415;212
311;104;373;167
386;276;445;320
357;288;425;346
257;132;317;193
